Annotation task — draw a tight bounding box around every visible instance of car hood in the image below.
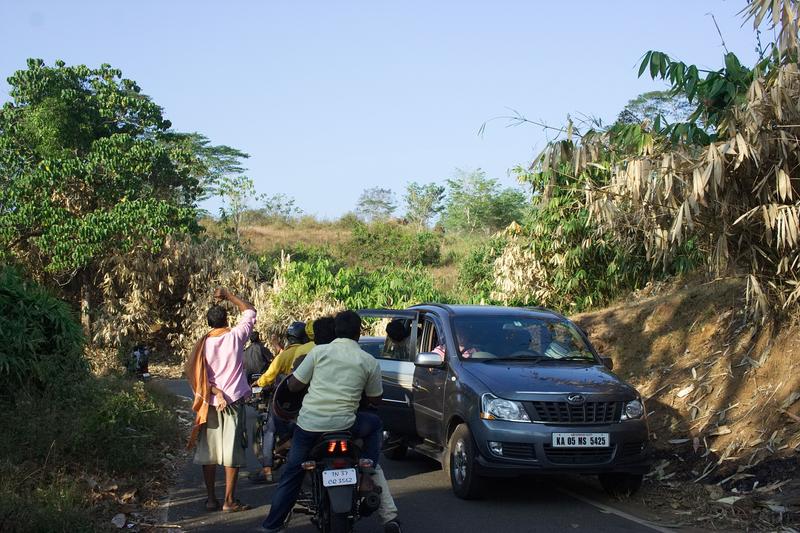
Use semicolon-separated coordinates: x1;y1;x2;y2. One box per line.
462;361;637;400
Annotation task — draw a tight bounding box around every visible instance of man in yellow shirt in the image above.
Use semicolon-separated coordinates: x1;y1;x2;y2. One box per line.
254;321;310;389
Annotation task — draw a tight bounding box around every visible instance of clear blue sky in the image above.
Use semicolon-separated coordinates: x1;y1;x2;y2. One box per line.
1;1;763;218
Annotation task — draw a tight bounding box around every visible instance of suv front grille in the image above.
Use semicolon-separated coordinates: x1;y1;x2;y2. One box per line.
543;444;615;465
527;401;620;424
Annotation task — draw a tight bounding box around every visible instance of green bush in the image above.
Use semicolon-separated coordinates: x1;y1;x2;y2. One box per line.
274;257;446;310
457;236;507;302
0;377;180;531
256;244;337;281
0;267;86;396
75;379;181;472
341;221;442;267
0;466;92;532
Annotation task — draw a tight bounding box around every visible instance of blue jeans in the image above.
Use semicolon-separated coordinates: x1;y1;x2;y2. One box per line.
262;411;383;530
262;409;295;468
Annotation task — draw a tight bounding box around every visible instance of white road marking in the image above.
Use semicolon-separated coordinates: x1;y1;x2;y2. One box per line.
557;487;679;533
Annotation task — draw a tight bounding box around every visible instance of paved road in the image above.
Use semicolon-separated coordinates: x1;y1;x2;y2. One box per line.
158;379;677;533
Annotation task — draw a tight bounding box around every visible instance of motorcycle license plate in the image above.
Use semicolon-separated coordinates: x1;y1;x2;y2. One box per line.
322;468;357;487
552;433;609;448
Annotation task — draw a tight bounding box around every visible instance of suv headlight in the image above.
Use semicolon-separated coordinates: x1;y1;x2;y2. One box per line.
620;399;644;421
480;394;530;423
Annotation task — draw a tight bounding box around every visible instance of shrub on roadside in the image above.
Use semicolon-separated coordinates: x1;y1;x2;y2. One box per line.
341;220;442;267
0;267;87;397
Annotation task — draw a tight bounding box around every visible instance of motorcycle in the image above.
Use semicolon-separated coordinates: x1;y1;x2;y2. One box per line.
294;432;382;533
249;374;293;473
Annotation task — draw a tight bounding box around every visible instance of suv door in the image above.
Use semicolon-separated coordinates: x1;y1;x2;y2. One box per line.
356;309;419;437
412;313;449;443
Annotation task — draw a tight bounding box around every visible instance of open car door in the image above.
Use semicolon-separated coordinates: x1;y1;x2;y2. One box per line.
356;309;419;438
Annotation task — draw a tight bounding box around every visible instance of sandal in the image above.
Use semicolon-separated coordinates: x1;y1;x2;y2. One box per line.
249;471;274;484
204;499;220;511
222;499;251;513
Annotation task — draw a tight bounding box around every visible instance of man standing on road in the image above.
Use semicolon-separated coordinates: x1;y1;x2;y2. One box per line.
261;310;401;533
186;288;256;513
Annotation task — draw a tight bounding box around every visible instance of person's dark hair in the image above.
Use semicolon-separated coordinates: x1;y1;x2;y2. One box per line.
207;305;228;328
334;310;361;341
249;330;261;344
386;319;410;342
313;317;336;345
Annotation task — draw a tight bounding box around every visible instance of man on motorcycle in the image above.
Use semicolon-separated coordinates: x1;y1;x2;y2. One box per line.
254;321;308;389
243;331;273;376
250;321;309;483
261;310;401;533
253;317;338;484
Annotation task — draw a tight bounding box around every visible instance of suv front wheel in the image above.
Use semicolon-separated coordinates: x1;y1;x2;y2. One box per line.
445;423;484;499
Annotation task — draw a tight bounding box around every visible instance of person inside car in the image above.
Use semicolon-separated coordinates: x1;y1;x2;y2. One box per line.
384;319;411;360
433;327;477;359
261;310;401;533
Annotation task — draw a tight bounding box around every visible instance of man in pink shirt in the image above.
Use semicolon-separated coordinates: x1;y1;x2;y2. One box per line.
194;288;256;513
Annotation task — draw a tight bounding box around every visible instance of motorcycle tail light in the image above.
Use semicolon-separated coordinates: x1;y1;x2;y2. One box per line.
340;440;348;453
301;461;316;471
327;441;337;453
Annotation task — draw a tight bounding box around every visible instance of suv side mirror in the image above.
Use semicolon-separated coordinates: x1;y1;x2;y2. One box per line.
601;356;614;370
415;352;444;368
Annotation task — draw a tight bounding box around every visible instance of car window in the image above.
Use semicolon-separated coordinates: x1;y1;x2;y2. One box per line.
421;317;445;355
452;315;595;361
359;339;384;359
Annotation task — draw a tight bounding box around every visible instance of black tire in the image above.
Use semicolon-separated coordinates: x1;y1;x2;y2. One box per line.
598;472;644;498
445;423;484;499
329;512;350;533
383;434;408;460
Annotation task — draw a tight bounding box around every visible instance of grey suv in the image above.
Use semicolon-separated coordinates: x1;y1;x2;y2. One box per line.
358;304;651;500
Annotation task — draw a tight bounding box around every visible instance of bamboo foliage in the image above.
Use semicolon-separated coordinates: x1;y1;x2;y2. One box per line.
525;1;800;319
544;70;800;319
93;237;341;359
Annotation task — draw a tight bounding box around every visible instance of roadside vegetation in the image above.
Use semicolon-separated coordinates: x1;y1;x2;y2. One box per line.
1;0;799;530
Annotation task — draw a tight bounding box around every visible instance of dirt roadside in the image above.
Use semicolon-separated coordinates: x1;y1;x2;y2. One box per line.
574;277;800;531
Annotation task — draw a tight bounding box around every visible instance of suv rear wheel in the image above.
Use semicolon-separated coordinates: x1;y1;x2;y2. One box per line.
382;433;408;460
598;472;643;498
445;423;484;499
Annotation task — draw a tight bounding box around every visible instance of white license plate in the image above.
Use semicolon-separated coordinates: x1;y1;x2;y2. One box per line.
322;468;357;487
251;386;263;394
552;432;609;448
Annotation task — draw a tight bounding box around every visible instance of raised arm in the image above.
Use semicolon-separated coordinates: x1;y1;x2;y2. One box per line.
215;288;255;312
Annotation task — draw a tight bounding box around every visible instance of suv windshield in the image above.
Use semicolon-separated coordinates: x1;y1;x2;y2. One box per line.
451;315;595;362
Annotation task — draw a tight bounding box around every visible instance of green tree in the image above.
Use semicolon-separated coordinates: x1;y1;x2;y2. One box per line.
158;132;249;201
0;59;214;332
356;187;397;221
404;181;445;228
441;169;526;234
217;174;263;243
260;193;302;223
617;90;695;126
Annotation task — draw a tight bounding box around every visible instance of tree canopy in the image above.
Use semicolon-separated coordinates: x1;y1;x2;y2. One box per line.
356;187;397;221
0;59;242;278
441;169;527;234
